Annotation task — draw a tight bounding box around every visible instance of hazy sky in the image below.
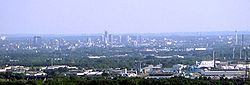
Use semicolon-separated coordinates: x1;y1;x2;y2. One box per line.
0;0;250;34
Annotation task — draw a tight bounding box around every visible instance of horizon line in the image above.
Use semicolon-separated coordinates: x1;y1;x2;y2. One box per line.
1;31;250;37
1;30;250;35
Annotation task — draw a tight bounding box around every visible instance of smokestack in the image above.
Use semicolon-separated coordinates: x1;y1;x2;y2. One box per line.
233;48;235;59
240;34;244;60
213;51;216;68
245;51;247;60
240;50;242;59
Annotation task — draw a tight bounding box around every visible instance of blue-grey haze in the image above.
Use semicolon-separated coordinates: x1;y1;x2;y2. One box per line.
0;0;250;34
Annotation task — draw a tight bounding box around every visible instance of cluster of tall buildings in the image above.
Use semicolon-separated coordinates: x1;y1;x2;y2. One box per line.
33;36;42;47
100;31;138;45
0;36;6;41
101;31;113;44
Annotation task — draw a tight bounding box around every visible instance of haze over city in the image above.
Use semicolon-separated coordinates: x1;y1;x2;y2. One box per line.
2;0;250;84
1;0;250;34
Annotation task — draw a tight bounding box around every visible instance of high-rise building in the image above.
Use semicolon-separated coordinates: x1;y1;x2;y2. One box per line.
121;35;130;44
101;35;105;42
137;35;142;43
87;37;91;43
127;35;131;42
33;36;42;47
118;35;122;43
104;31;108;44
108;34;113;44
104;31;108;38
0;36;6;41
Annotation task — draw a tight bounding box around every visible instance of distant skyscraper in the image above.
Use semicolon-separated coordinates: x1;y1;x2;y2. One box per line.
33;36;42;47
118;35;122;43
127;35;131;42
108;34;113;44
104;30;108;38
241;34;244;47
0;36;6;41
101;35;105;42
137;35;142;43
104;30;108;44
121;35;130;44
87;37;91;43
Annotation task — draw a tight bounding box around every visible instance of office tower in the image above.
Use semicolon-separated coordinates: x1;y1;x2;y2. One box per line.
0;36;6;41
121;35;130;44
101;35;105;42
104;30;108;38
87;37;91;43
33;36;42;47
108;34;113;44
127;35;131;42
104;31;108;44
137;35;142;43
119;35;122;43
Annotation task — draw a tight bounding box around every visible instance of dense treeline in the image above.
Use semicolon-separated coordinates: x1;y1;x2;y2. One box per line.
1;47;250;68
0;71;248;85
0;77;249;85
0;47;199;68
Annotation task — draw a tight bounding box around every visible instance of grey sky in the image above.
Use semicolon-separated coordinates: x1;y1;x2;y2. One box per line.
0;0;250;34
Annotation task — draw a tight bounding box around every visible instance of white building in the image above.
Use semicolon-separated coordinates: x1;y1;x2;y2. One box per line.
201;70;245;79
197;61;220;68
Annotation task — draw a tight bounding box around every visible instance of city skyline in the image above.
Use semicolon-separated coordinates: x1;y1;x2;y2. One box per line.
1;0;250;34
1;0;250;84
